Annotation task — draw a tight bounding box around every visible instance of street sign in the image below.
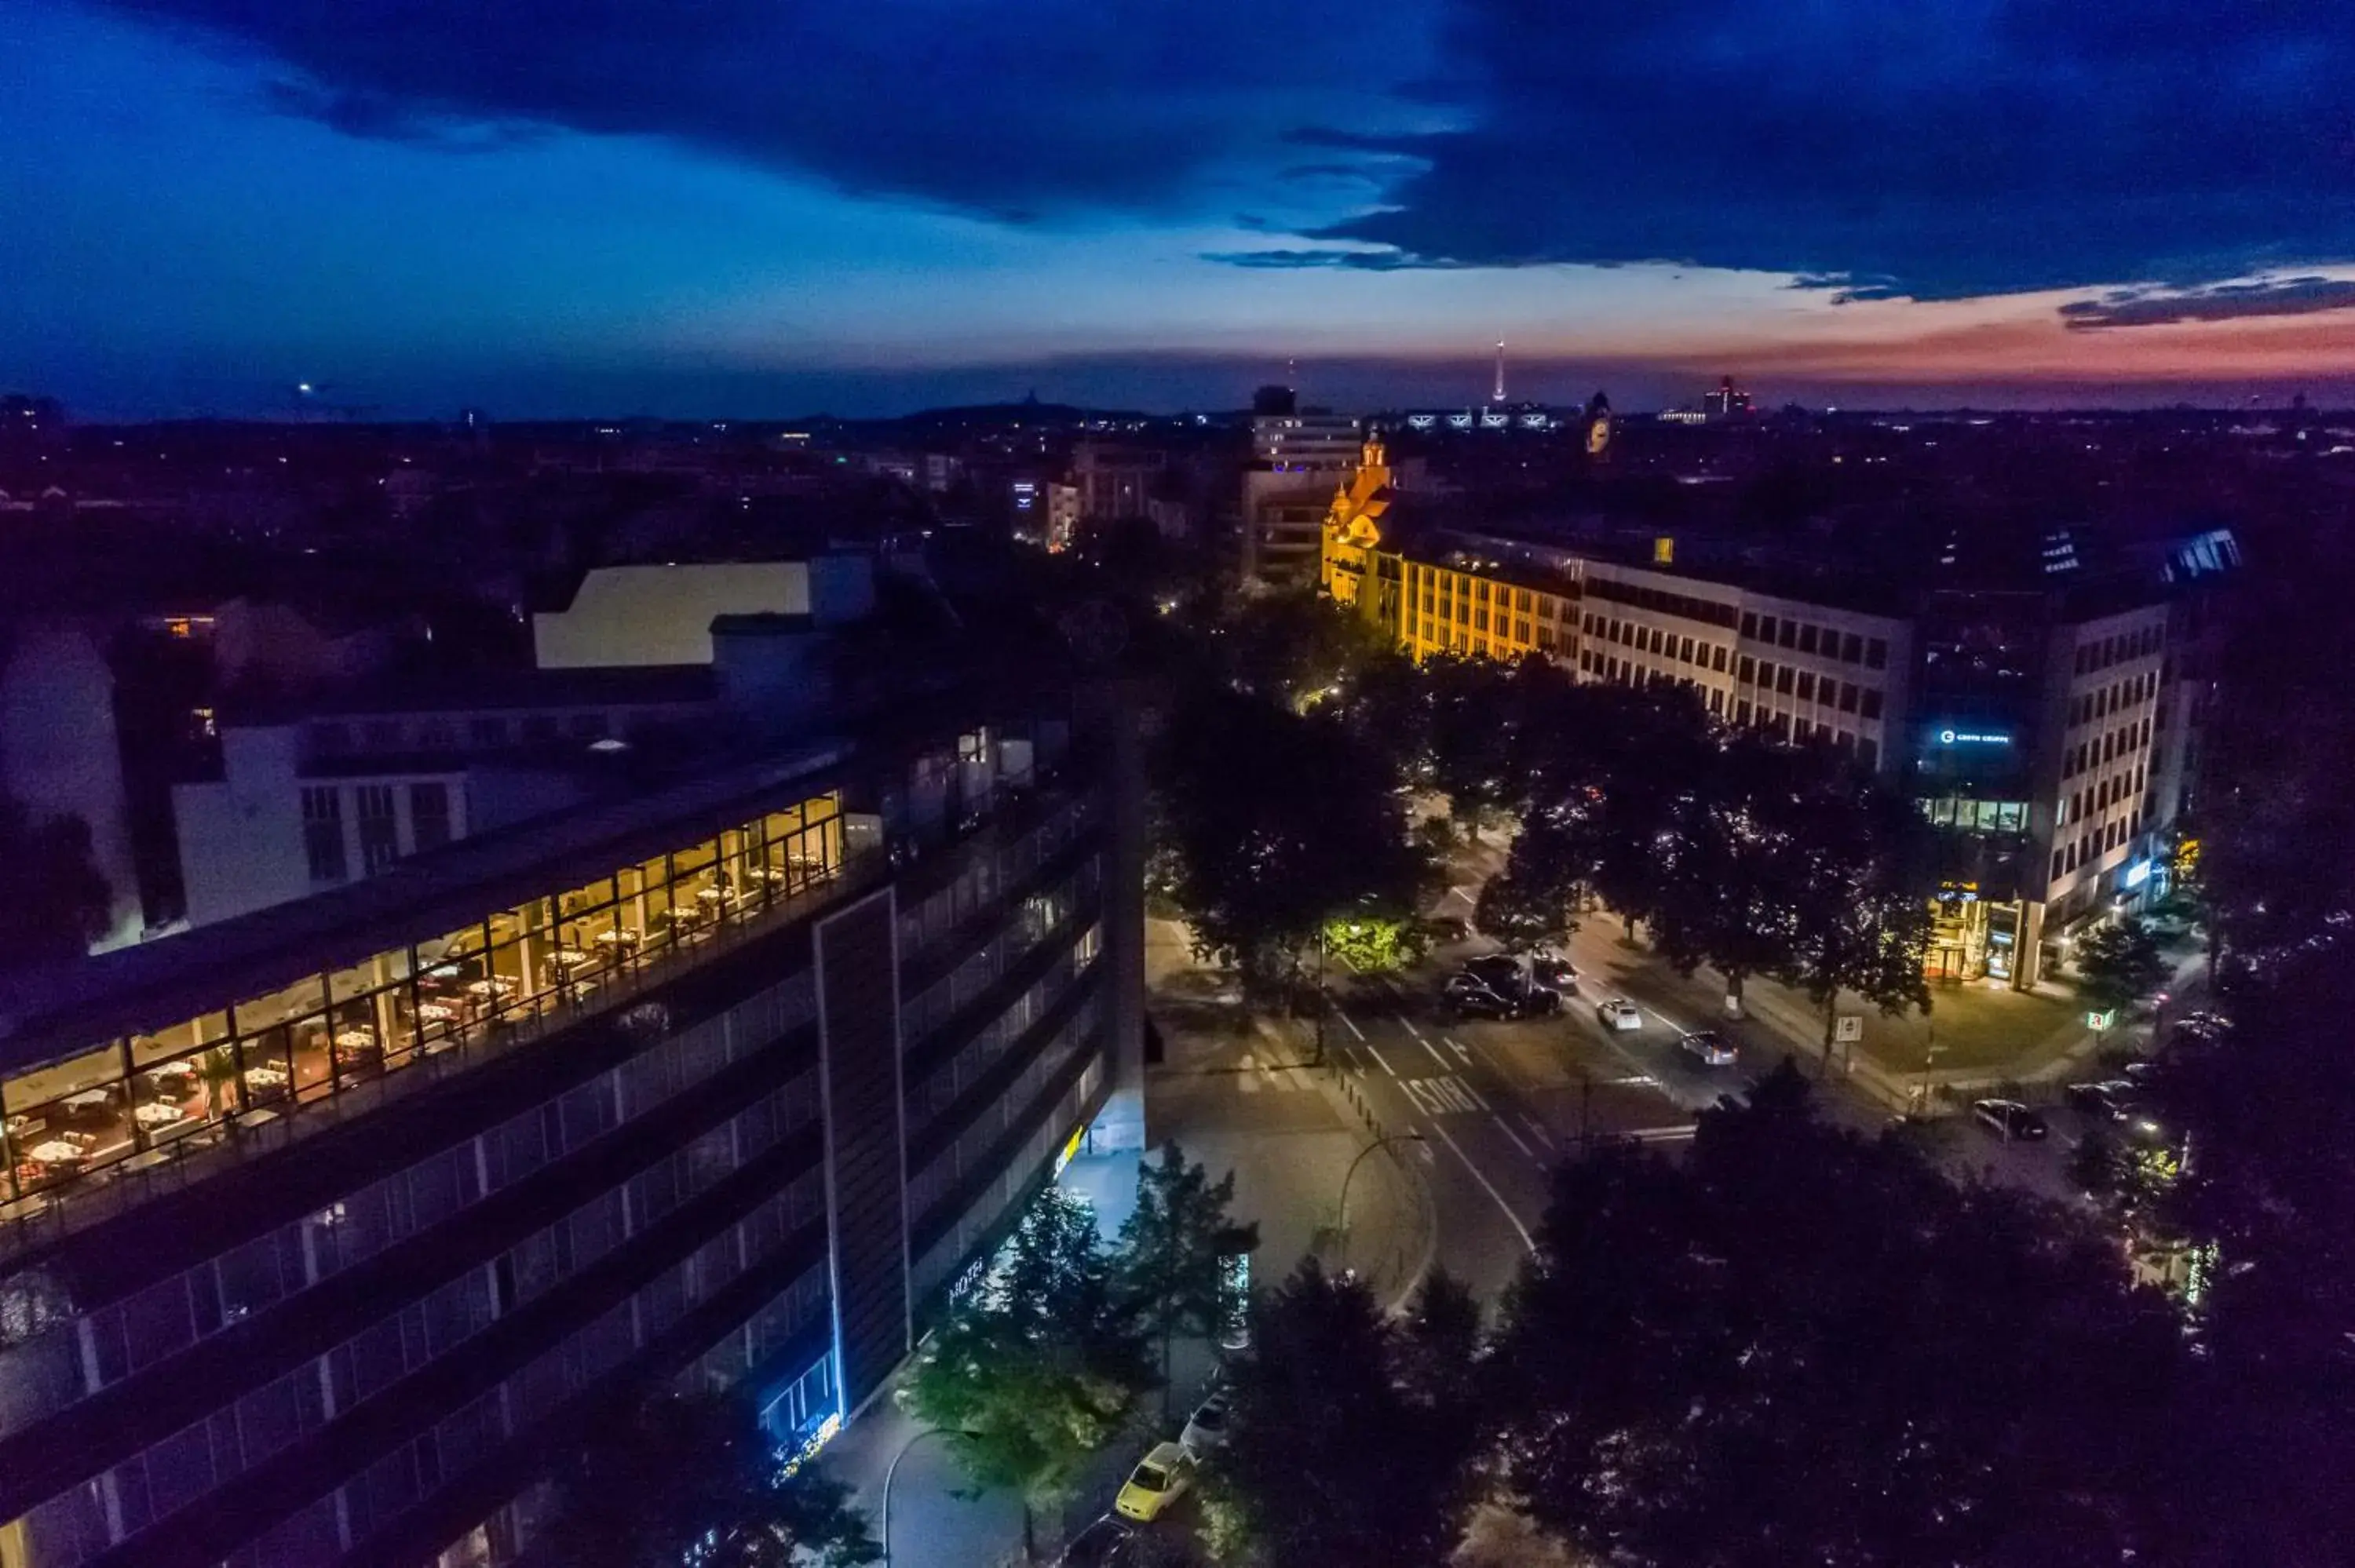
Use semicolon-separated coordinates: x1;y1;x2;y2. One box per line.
2087;1008;2117;1032
1834;1015;1864;1043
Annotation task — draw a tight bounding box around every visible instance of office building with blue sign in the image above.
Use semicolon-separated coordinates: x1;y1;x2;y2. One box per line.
1327;508;2234;988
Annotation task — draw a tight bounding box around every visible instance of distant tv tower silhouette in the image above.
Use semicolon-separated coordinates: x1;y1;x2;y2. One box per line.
1492;341;1507;403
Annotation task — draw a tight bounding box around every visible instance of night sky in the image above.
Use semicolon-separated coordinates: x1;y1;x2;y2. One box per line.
10;1;2355;418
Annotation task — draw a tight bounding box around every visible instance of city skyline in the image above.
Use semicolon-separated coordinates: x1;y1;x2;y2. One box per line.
10;1;2355;418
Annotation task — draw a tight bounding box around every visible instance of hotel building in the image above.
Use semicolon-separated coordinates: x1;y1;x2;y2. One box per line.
0;669;1146;1568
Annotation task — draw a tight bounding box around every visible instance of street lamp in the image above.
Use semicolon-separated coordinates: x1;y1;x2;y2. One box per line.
881;1424;965;1568
1336;1132;1426;1274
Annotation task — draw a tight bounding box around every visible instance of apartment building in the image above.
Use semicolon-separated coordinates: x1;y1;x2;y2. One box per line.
0;678;1146;1568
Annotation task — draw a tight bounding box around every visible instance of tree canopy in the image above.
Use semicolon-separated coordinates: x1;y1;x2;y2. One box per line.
2069;915;2171;1013
1493;1067;2182;1568
541;1387;877;1568
1115;1143;1258;1415
904;1187;1153;1561
1149;683;1426;989
1209;1261;1479;1568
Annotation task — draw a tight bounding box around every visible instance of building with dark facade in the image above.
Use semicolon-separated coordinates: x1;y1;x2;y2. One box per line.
0;675;1146;1568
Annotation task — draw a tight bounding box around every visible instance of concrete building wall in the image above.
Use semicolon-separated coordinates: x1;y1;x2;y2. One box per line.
534;563;812;669
0;622;144;951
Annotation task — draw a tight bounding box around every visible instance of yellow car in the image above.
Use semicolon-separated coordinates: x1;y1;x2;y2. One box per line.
1112;1441;1196;1522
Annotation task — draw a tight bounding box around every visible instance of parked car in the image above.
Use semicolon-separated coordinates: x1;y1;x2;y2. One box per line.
2172;1009;2232;1045
1527;946;1579;991
1971;1098;2050;1141
2065;1080;2139;1122
1461;955;1564;1016
1114;1442;1196;1522
1179;1390;1230;1456
1679;1030;1738;1067
1055;1516;1135;1568
1596;997;1643;1031
1441;972;1517;1019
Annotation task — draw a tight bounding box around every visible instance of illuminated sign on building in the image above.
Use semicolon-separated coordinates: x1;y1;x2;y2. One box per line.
1935;728;2014;746
2123;859;2153;888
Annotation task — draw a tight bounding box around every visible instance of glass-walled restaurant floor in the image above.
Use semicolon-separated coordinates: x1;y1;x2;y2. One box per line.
2;794;845;1238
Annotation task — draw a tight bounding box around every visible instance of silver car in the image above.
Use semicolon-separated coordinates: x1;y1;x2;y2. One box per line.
1597;997;1643;1031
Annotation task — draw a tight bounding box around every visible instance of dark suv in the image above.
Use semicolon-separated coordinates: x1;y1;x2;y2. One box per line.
1452;956;1563;1018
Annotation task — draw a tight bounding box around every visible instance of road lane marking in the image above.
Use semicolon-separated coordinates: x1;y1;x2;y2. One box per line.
1489;1114;1537;1161
1627;1124;1700;1143
1401;1075;1483;1114
1335;1007;1367;1041
1420;1039;1454;1074
1399;1017;1426;1042
1424;1118;1537;1253
1520;1112;1554;1147
1459;1078;1492;1112
1362;1041;1397;1078
1449;1038;1473;1064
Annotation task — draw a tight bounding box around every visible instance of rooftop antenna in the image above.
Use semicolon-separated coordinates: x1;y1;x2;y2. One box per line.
1286;356;1297;392
1492;341;1507;404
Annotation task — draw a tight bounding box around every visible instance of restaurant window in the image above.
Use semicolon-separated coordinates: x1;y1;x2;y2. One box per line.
234;972;331;1107
411;782;451;852
5;1044;131;1194
356;785;400;875
301;787;347;884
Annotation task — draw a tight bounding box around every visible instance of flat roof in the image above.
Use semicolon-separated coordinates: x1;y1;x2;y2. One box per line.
0;739;849;1074
229;664;718;724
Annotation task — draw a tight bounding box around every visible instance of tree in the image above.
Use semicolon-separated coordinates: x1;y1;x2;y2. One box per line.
1150;684;1426;992
1470;866;1575;952
541;1387;878;1568
1210;1260;1476;1568
1115;1143;1259;1416
2071;916;2170;1014
0;798;111;974
1777;762;1936;1059
904;1187;1152;1561
1318;909;1428;975
1494;1067;2183;1568
2141;964;2355;1563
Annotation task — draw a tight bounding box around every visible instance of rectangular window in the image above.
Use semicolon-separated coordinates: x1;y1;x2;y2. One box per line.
1838;682;1858;713
410;777;450;848
1798;624;1820;655
1796;673;1816;702
1841;632;1863;663
468;717;507;747
1738;655;1756;684
1866;638;1889;669
1858;737;1878;769
301;788;346;884
356;785;399;875
1678;636;1695;663
1861;690;1883;720
1711;646;1728;673
1758;615;1778;644
1775;666;1795;696
1740;611;1758;639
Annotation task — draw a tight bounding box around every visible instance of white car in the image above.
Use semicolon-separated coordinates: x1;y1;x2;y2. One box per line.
1179;1390;1229;1455
1597;997;1642;1031
1679;1030;1738;1067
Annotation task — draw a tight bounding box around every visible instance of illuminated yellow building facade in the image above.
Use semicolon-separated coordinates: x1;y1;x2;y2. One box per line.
1320;442;1579;665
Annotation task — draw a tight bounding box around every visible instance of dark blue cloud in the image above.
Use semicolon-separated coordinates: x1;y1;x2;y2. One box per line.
88;0;1418;219
81;0;2355;315
1280;0;2355;305
2059;276;2355;329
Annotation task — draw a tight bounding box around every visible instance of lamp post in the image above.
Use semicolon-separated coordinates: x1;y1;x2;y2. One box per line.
881;1425;960;1568
1336;1132;1426;1274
